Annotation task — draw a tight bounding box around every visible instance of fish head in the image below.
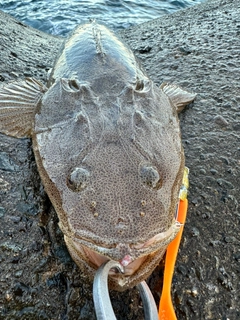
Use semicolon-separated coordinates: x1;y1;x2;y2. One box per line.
34;72;184;290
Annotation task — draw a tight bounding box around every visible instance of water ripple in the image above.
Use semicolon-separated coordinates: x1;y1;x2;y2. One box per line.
0;0;205;35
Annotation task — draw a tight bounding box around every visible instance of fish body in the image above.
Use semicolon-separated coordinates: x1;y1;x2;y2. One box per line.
0;22;196;291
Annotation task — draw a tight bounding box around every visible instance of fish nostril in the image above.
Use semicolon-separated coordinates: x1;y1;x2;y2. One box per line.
67;167;90;192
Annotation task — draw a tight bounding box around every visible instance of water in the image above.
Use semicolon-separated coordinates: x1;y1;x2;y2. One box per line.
0;0;205;36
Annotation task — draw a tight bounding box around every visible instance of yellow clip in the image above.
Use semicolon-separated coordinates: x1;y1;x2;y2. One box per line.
179;167;189;200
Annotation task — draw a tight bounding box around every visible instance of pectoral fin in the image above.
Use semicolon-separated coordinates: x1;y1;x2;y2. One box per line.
0;78;47;138
160;83;197;113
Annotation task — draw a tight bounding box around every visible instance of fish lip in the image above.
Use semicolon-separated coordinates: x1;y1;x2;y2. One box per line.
71;239;149;276
69;218;180;276
71;217;180;259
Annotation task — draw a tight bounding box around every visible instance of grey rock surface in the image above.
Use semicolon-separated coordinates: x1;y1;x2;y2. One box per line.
0;0;239;319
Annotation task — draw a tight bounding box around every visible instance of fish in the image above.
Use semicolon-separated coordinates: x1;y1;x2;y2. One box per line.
0;22;196;291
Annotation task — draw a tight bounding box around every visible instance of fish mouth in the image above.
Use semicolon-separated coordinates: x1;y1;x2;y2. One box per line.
65;219;180;278
72;241;148;276
65;236;169;291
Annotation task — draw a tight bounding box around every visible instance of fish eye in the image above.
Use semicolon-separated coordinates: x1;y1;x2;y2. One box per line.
67;167;90;192
140;165;162;189
135;79;144;91
68;79;80;91
61;78;81;92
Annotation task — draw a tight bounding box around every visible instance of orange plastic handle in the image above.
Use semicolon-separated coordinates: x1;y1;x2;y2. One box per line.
158;199;188;320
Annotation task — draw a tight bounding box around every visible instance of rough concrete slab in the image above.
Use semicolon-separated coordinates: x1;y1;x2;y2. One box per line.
0;0;239;319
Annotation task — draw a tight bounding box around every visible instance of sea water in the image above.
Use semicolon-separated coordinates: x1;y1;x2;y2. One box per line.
0;0;205;36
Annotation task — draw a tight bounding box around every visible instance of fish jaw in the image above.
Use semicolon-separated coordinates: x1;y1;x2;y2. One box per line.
65;235;169;291
63;218;180;291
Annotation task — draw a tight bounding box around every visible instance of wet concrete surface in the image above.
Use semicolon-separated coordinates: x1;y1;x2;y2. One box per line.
0;0;240;319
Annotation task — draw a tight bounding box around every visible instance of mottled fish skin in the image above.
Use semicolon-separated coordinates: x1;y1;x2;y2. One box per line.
0;22;196;291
